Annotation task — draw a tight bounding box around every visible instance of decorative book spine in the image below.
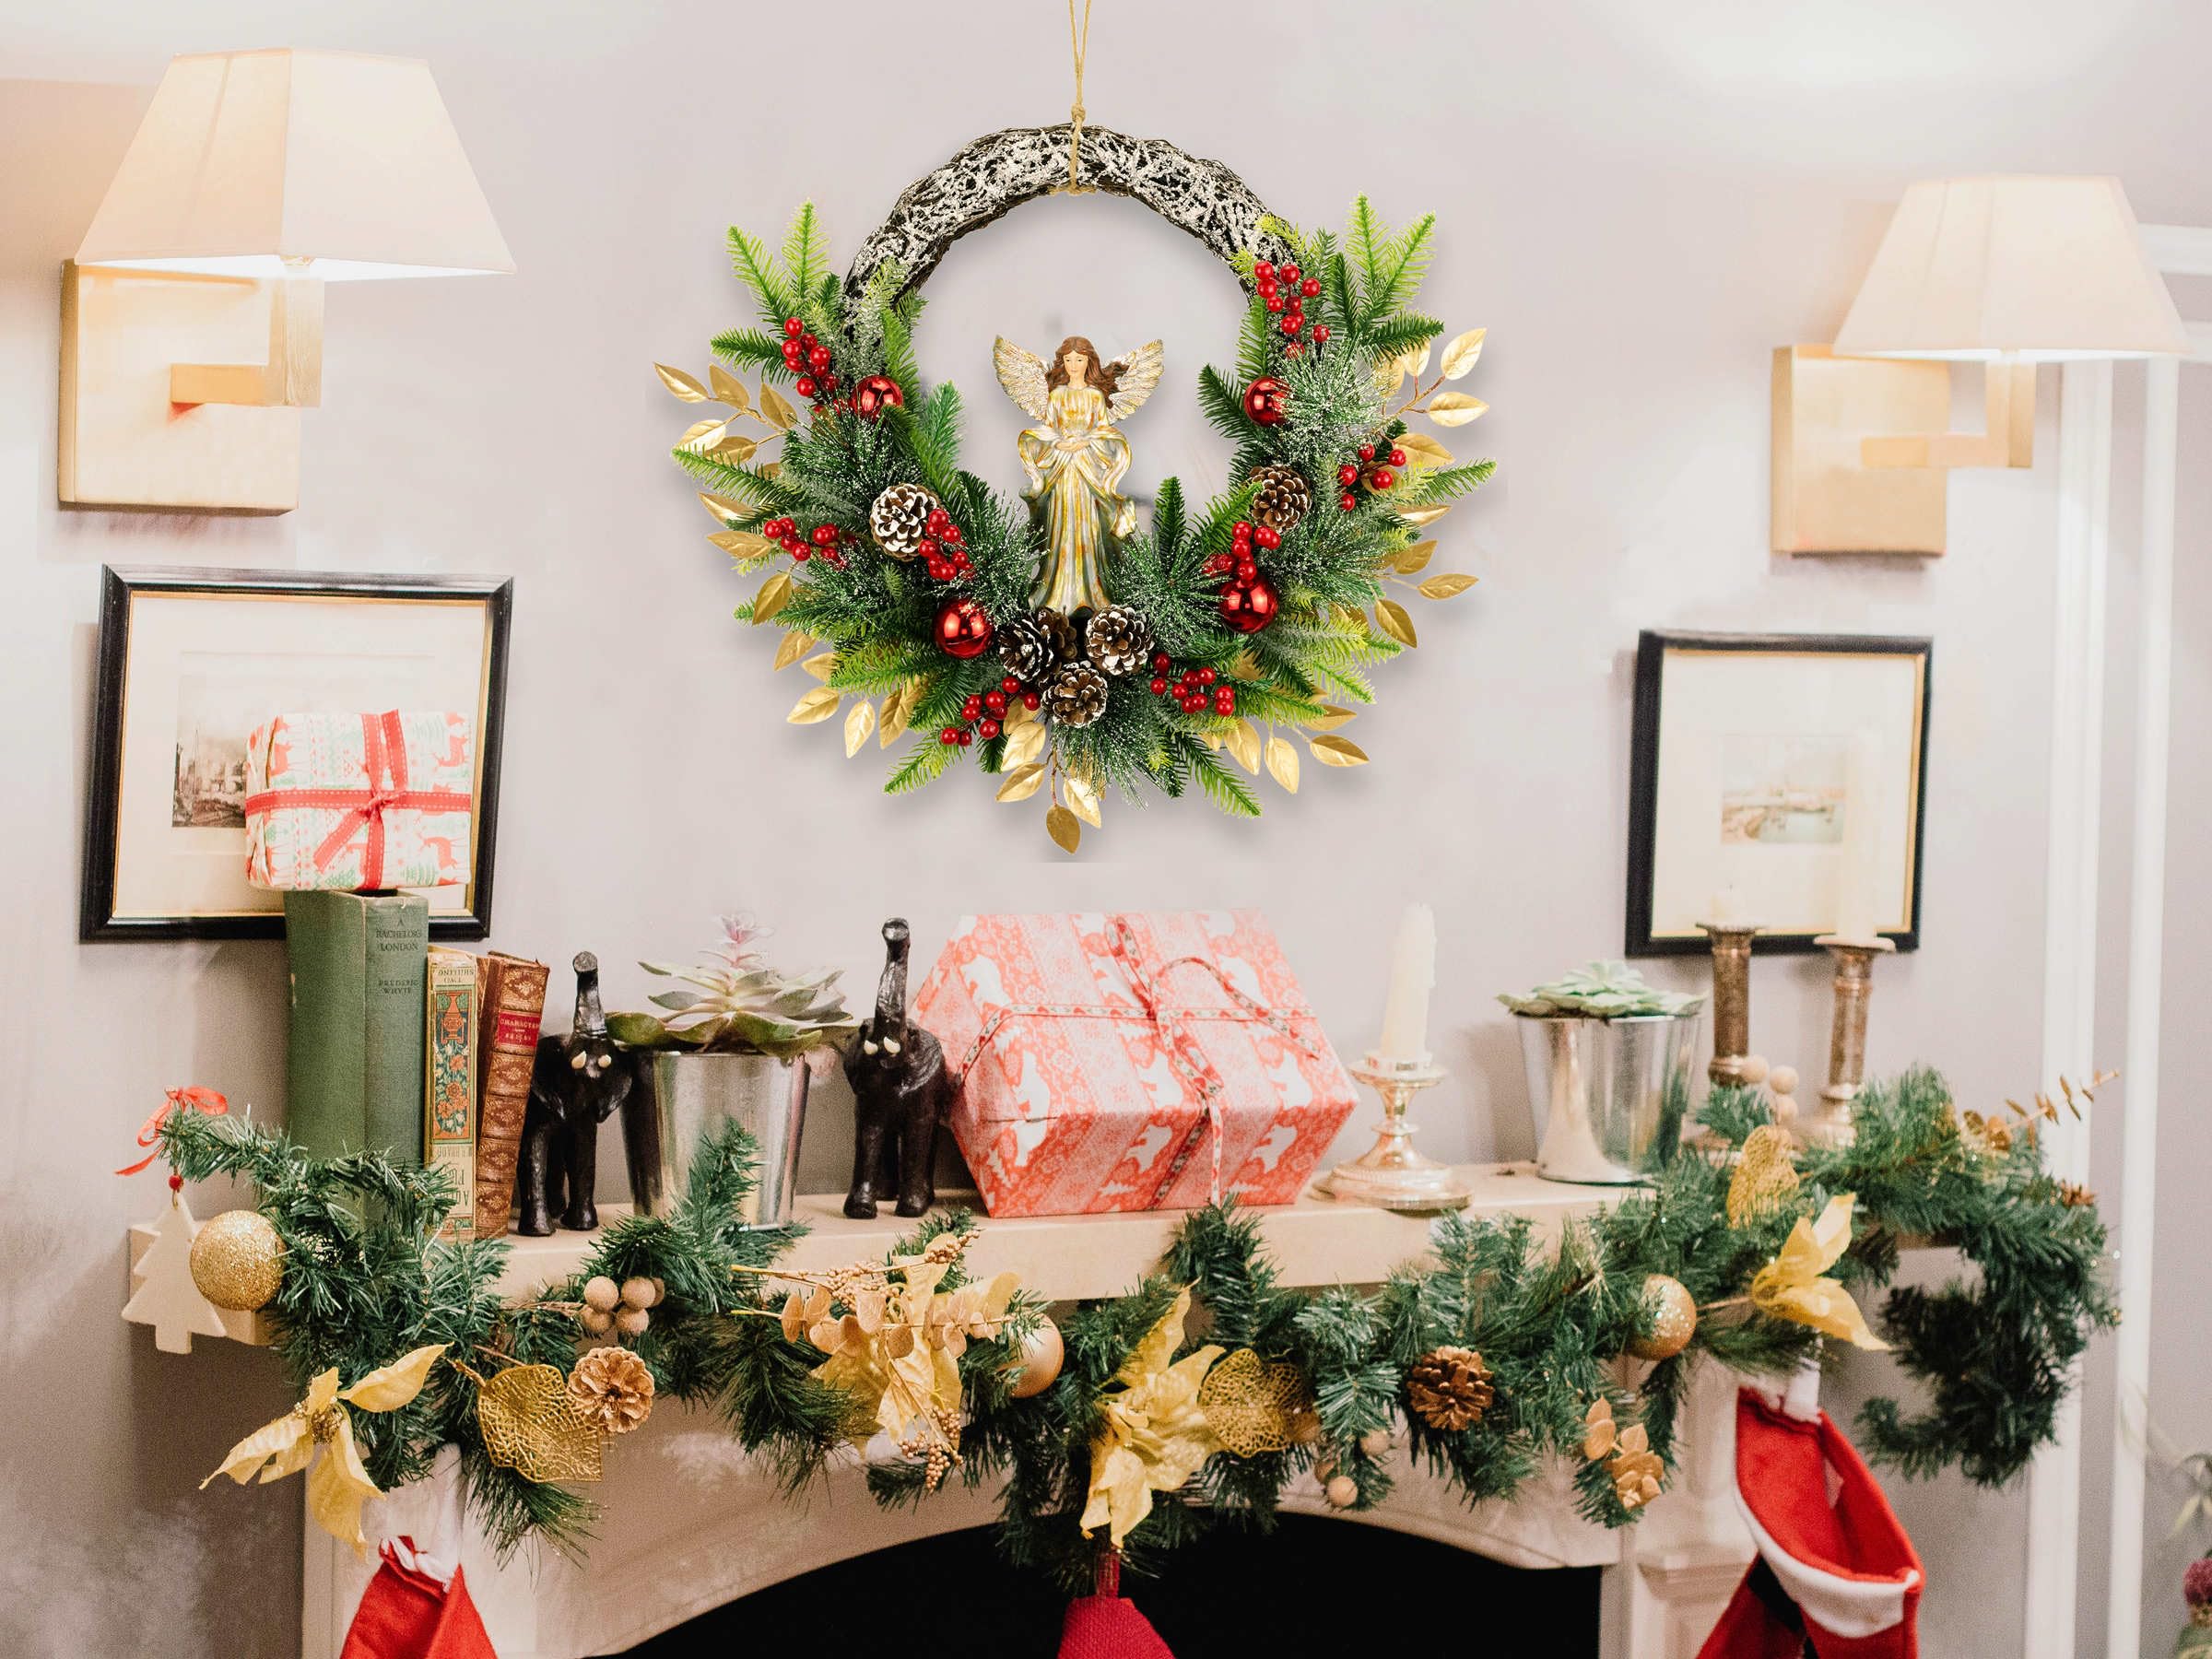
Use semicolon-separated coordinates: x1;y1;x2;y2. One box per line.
473;954;547;1239
284;890;429;1161
425;947;479;1242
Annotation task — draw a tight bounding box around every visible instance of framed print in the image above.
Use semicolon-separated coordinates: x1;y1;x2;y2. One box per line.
81;566;512;941
1625;629;1930;956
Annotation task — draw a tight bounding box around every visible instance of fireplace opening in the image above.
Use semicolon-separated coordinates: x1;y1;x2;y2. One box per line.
608;1514;1601;1655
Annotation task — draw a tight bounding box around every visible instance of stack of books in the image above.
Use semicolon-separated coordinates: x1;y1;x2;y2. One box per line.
282;891;547;1239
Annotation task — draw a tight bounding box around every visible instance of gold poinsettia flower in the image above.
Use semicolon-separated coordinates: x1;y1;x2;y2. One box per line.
1750;1195;1888;1350
202;1344;448;1550
1080;1287;1226;1547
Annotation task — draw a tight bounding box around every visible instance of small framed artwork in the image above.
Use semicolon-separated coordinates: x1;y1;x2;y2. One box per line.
1625;629;1931;956
81;566;512;941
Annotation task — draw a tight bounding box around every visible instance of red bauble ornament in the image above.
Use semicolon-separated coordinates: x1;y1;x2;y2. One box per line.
1219;579;1278;633
853;374;904;418
934;597;994;660
1242;376;1289;426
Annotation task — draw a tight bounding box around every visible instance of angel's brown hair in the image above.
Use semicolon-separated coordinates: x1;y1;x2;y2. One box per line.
1045;335;1119;397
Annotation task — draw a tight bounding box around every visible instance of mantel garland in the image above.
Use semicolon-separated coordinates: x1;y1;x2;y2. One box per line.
659;156;1490;851
157;1066;2113;1583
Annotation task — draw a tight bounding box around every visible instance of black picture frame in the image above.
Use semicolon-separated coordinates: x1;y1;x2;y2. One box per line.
81;565;512;942
1625;629;1932;957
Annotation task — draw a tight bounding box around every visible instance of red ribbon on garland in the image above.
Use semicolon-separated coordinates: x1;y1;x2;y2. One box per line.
116;1086;229;1176
241;711;470;891
951;917;1324;1206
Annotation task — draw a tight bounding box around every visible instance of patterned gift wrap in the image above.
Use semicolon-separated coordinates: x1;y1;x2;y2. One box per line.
243;711;474;892
914;911;1357;1217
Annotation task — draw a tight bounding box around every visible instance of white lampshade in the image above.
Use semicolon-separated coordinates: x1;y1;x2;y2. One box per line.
1831;176;2185;361
75;48;513;281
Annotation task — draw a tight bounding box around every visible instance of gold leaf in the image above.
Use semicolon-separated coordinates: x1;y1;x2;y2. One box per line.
1223;720;1262;775
1003;720;1047;767
1045;805;1082;854
995;764;1045;803
759;383;799;430
843;699;877;758
771;630;815;670
759;460;782;480
1404;341;1432;381
1418;572;1479;600
1311;734;1371;768
708;432;760;465
654;363;710;402
1398;503;1451;528
699;491;745;525
1374;356;1407;395
1064;773;1102;829
787;687;840;725
1304;705;1358;732
1393;539;1437;575
1425;392;1488;427
1375;599;1418;647
677;418;729;452
710;528;777;562
1394;431;1453;469
709;365;753;411
1265;734;1300;794
752;571;793;626
879;680;913;747
1441;327;1487;381
801;652;839;681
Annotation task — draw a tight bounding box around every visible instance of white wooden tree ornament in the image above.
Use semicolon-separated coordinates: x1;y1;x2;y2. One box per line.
124;1190;228;1354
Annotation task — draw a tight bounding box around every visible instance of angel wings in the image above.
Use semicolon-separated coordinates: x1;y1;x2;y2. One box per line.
994;335;1164;426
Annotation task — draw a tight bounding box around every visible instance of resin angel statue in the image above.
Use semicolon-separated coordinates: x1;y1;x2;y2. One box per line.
994;335;1163;613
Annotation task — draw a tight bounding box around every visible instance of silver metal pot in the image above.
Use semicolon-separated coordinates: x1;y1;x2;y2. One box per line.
1514;1013;1700;1184
622;1051;811;1226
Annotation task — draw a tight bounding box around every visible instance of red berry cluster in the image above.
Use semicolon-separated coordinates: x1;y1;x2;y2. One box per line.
919;504;973;583
1335;440;1409;512
780;316;839;405
759;515;848;567
1253;259;1330;356
941;675;1041;747
1148;653;1237;718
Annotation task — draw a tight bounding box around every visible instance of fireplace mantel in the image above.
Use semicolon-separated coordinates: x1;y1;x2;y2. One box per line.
135;1167;1752;1657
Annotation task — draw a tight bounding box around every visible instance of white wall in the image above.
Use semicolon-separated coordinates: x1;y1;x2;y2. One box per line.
4;3;2207;1653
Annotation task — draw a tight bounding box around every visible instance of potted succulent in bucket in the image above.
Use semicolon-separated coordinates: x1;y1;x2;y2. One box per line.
608;914;857;1225
1500;962;1704;1185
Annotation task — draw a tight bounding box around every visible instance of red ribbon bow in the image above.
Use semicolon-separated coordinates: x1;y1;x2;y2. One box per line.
242;712;470;890
117;1086;229;1176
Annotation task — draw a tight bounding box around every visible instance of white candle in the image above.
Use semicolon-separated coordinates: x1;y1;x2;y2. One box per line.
1707;882;1745;926
1832;731;1884;942
1376;903;1436;1062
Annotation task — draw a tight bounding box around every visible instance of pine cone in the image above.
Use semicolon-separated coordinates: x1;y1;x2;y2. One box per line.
1248;464;1312;535
568;1346;655;1436
1043;662;1110;727
1406;1345;1494;1432
1034;606;1081;665
997;612;1057;684
868;482;940;559
1084;605;1154;677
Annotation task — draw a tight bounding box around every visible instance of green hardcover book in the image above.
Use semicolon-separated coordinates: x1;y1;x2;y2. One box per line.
283;890;430;1162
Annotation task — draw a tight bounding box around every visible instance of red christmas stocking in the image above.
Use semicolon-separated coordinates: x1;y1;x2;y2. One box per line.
340;1536;499;1659
1058;1551;1174;1659
1698;1386;1923;1659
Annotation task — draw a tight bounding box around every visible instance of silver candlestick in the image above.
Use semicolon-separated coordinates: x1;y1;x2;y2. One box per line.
1317;1051;1472;1211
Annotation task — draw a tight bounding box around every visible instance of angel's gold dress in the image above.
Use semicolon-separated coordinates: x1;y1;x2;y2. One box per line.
1018;382;1138;614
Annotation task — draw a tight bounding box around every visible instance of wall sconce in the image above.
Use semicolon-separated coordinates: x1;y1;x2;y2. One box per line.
59;49;513;513
1772;175;2186;555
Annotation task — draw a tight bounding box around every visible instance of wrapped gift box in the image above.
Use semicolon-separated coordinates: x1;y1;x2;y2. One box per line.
243;711;474;892
916;911;1356;1216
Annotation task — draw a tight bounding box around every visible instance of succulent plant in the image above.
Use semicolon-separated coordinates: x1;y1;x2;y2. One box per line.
607;913;858;1057
1497;960;1704;1020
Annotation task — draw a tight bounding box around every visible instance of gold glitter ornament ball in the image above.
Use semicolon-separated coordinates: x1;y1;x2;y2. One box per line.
1007;1316;1065;1399
188;1209;284;1311
1628;1273;1696;1361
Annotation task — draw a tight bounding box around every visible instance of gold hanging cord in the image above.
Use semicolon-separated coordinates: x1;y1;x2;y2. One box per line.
1057;0;1097;195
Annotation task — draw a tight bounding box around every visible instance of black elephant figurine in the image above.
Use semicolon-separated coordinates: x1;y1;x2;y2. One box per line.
515;951;637;1235
842;918;947;1219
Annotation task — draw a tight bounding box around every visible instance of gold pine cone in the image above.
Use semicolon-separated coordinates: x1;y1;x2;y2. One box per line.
567;1346;655;1436
1406;1344;1495;1432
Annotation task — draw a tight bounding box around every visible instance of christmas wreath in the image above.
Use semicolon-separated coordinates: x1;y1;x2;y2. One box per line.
658;132;1489;851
